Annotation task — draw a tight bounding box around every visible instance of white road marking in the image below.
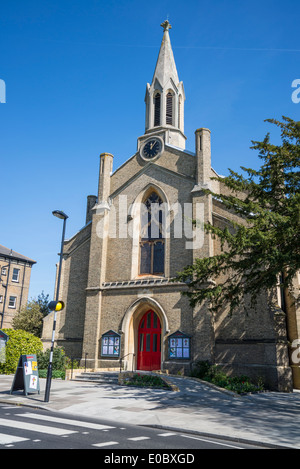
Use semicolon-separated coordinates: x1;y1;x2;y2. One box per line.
17;413;115;431
0;432;29;445
127;436;151;441
0;418;77;436
180;434;244;449
92;441;119;447
158;432;177;437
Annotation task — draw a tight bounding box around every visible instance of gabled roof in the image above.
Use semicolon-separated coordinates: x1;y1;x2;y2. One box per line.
0;244;36;264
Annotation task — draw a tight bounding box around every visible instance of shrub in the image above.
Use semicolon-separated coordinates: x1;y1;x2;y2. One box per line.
191;360;211;379
37;347;68;372
123;373;170;389
0;329;43;374
38;369;65;379
37;347;75;379
190;360;265;394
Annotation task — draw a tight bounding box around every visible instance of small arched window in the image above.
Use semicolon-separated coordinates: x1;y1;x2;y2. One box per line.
166;91;173;125
154;92;161;127
140;192;165;275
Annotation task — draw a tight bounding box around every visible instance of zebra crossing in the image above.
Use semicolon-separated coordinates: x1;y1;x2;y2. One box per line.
0;404;255;449
0;404;180;449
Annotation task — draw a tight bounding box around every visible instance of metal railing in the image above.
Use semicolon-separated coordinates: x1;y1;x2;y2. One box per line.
69;354;88;379
119;353;135;373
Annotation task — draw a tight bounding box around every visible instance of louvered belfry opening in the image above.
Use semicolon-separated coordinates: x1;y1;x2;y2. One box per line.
154;92;161;126
166;91;173;125
178;95;182;130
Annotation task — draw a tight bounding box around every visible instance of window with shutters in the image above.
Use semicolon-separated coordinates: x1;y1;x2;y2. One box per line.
166;91;173;125
154;92;161;127
139;192;165;275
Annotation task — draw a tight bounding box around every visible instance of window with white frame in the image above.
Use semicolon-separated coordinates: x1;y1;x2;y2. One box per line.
12;268;20;282
1;267;7;276
8;296;17;308
0;295;3;303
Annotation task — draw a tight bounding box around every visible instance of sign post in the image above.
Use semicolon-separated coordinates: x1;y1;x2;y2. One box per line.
10;354;40;396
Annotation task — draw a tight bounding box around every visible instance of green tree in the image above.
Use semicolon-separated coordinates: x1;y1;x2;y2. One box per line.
176;117;300;318
36;291;51;317
12;300;44;337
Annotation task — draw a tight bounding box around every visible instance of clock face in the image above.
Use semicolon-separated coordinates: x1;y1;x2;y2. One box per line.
141;138;163;159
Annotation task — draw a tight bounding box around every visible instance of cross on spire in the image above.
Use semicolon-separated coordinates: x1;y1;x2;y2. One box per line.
161;19;172;31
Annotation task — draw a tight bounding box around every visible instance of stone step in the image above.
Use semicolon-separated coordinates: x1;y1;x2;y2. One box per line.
72;372;119;384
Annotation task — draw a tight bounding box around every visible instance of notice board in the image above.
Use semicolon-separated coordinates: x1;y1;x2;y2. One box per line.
10;354;40;396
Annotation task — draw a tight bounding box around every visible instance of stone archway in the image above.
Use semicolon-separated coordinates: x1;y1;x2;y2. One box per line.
120;297;169;371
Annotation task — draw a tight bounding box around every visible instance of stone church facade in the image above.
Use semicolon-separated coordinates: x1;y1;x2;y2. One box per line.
42;21;297;391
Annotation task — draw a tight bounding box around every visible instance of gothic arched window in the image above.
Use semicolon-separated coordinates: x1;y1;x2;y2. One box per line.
154;92;161;127
166;91;173;125
140;192;165;275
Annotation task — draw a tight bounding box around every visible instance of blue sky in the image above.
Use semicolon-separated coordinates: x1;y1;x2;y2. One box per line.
0;0;299;300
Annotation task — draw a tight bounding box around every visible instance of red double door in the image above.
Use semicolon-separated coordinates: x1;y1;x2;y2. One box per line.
137;310;161;371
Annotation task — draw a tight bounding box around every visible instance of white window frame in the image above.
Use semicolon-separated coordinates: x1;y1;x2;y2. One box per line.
12;268;20;282
8;296;17;308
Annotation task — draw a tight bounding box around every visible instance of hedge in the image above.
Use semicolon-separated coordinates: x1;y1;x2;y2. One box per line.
0;329;43;375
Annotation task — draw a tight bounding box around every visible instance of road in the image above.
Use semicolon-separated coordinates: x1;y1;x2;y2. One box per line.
0;403;269;452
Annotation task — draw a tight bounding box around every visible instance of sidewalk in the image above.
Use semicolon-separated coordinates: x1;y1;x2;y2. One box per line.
0;373;300;449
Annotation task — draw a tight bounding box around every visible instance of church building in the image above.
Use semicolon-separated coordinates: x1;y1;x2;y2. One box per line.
42;21;296;392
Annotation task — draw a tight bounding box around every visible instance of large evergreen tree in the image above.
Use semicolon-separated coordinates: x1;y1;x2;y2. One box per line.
176;117;300;317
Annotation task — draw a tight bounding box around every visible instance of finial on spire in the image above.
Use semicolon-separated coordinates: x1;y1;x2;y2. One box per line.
161;19;172;31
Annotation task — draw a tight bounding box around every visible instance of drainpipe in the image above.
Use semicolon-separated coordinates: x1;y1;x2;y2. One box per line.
1;252;12;329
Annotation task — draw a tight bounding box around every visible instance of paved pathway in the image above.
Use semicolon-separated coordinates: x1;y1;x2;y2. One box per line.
0;373;299;449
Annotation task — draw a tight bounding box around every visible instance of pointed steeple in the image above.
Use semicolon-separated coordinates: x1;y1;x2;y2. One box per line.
142;20;186;150
151;20;179;89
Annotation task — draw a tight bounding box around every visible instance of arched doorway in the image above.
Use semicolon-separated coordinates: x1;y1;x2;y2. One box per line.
137;310;161;371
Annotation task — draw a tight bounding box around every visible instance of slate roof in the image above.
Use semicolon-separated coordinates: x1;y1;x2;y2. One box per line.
0;244;36;264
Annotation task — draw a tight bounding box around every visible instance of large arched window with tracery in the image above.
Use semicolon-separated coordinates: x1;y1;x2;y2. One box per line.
140;192;165;275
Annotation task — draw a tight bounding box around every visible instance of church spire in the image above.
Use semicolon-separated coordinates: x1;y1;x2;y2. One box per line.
151;20;179;88
143;20;186;150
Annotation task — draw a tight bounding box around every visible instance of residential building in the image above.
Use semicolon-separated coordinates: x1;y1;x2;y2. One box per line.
0;244;36;328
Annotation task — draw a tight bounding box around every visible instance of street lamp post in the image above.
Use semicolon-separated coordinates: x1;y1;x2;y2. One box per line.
44;210;68;403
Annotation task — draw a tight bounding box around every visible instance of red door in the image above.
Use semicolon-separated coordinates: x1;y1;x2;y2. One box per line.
137;310;161;371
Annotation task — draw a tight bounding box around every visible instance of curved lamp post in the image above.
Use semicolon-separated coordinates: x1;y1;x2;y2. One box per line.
44;210;68;402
